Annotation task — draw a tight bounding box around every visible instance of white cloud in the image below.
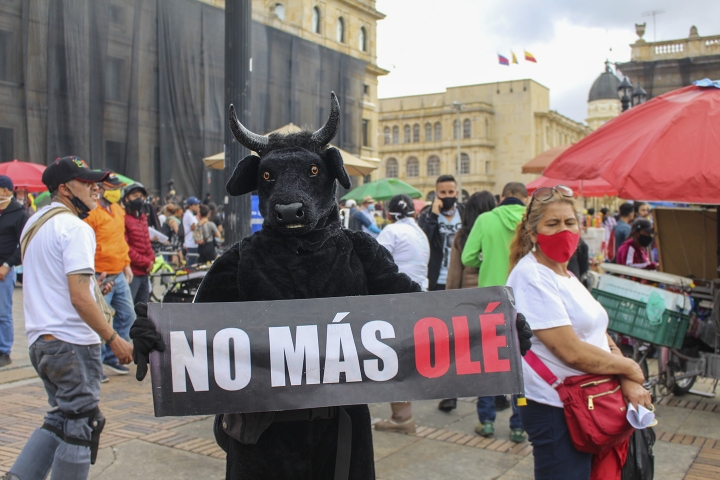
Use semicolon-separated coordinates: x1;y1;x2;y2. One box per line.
375;0;720;123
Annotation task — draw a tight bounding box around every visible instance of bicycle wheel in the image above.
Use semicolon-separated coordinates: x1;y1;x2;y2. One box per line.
620;343;649;381
150;264;175;302
668;348;698;396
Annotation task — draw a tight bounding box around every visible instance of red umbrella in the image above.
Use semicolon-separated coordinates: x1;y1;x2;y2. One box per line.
0;160;47;192
526;175;618;198
544;83;720;204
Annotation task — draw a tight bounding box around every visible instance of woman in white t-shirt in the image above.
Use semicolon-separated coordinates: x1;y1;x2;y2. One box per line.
374;194;429;435
506;185;651;480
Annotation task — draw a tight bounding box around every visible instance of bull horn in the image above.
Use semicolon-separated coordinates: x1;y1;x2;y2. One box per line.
228;104;269;153
310;92;340;147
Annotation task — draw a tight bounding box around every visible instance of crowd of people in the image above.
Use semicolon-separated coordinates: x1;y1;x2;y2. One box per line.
339;175;656;479
0;153;657;480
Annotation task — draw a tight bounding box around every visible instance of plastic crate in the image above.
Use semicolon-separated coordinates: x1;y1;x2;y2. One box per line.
592;290;690;349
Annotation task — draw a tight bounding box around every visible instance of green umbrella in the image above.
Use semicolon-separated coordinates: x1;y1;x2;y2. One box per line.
33;173;138;206
341;178;423;202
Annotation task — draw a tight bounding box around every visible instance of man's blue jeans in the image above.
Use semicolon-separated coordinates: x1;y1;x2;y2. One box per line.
101;273;135;366
477;395;523;430
0;266;16;355
10;337;102;480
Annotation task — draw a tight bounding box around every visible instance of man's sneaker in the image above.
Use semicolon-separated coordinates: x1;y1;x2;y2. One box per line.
509;428;527;443
475;421;494;437
101;374;110;383
104;362;129;375
374;418;416;435
0;353;11;368
437;398;457;412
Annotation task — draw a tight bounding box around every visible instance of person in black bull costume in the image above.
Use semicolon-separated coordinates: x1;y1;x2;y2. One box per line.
129;93;533;480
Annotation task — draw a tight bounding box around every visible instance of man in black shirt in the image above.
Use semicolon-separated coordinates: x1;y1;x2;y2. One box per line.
0;175;30;367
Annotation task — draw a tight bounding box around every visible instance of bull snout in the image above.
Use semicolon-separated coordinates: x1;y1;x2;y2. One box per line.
274;203;305;227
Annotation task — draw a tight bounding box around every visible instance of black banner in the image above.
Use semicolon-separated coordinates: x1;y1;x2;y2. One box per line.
148;287;524;417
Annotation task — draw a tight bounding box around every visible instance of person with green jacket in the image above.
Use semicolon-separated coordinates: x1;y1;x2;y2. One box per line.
461;182;529;443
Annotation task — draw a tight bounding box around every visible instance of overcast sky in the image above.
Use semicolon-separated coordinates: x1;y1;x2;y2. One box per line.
375;0;719;123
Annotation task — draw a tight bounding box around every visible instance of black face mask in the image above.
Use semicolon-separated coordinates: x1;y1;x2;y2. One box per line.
440;196;457;212
125;197;144;213
69;194;91;220
638;234;653;247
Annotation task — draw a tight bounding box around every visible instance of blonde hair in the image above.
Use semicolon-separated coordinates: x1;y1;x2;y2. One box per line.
509;192;576;271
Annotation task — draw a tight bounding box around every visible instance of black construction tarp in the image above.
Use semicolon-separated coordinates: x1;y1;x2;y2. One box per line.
14;0;366;198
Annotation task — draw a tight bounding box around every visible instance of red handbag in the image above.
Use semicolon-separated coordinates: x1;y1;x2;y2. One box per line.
524;350;634;454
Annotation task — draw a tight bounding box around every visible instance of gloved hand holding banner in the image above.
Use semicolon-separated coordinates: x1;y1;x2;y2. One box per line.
148;287;525;417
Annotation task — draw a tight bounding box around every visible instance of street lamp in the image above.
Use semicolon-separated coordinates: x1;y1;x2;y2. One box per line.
450;101;465;202
632;84;648;107
617;77;633;112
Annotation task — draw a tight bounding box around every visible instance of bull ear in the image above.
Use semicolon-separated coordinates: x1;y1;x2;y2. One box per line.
226;154;261;196
323;148;351;190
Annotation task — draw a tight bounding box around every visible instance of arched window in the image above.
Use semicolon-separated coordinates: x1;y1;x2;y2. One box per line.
392;126;399;144
406;157;419;177
383;126;391;145
453;119;460;140
385;158;398;178
336;17;345;43
434;122;442;141
403;124;411;144
274;3;285;20
463;119;471;139
459;153;470;174
427;155;440;176
412;124;420;143
359;27;367;52
312;7;321;33
424;123;432;142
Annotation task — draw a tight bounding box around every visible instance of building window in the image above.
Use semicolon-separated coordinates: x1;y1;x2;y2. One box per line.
392;125;399;144
363;84;369;95
412;124;420;143
427;155;440;176
0;31;10;82
359;27;367;52
312;6;321;33
406;157;419;177
0;128;13;163
403;124;411;144
459;153;470;174
463;119;471;139
485;161;491;175
383;126;391;145
337;17;345;43
434;122;442;142
385;158;398;178
105;57;124;102
486;118;490;138
274;3;285;20
109;4;124;24
363;175;371;184
105;141;126;173
424;123;432;142
361;119;369;147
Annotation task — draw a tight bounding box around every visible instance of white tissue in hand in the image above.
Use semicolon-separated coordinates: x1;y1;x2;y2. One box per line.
626;404;655;429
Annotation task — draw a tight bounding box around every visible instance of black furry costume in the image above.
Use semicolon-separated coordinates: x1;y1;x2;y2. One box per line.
192;93;419;479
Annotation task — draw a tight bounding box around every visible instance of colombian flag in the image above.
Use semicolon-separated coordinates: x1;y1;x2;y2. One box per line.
524;50;537;63
498;54;509;66
511;52;518;64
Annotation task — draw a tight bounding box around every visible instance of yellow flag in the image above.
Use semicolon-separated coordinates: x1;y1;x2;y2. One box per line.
511;51;518;64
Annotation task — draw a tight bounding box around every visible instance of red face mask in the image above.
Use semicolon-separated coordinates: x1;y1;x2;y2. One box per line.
536;230;581;263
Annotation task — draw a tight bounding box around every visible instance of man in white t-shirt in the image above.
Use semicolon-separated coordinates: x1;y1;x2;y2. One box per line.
8;157;133;480
183;196;201;266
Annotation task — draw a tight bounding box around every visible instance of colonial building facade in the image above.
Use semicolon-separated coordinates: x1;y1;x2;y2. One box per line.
376;80;590;199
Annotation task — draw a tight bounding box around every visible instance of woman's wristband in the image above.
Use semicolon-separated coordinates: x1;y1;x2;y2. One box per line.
106;331;118;345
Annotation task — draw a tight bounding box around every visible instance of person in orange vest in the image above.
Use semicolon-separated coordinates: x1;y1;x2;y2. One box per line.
84;173;135;380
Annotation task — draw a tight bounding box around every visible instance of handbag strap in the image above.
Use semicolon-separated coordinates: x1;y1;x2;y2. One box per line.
524;350;562;389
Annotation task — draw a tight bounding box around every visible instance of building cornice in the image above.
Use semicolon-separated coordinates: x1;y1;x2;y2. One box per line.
337;0;386;20
367;63;390;77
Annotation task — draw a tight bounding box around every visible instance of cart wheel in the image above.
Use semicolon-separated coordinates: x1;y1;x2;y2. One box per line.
668;349;698;396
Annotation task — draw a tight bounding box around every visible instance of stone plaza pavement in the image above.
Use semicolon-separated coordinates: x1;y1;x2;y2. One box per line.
1;288;720;479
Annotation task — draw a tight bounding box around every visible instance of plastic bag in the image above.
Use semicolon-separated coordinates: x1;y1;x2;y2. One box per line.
621;427;656;480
